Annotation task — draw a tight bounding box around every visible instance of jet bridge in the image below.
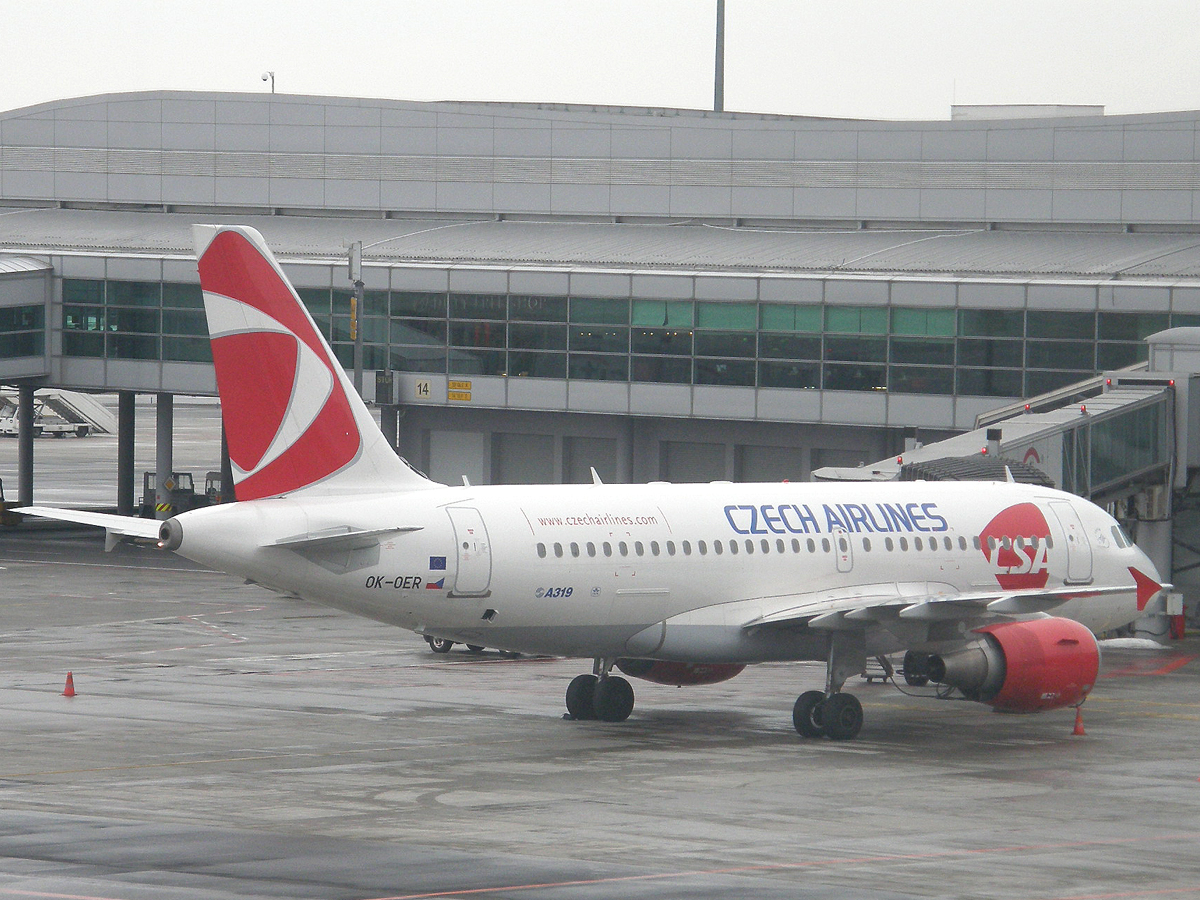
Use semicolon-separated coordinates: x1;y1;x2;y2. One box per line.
814;328;1200;636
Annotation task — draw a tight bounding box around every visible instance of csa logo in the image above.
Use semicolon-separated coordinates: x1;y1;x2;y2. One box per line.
979;502;1051;591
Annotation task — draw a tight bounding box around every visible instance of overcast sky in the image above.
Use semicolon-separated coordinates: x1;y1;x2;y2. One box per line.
2;0;1199;121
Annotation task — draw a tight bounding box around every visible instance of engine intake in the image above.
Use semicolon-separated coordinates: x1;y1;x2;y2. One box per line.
926;617;1099;712
615;659;746;686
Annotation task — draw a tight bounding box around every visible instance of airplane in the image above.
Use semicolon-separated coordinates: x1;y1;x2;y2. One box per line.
20;224;1170;741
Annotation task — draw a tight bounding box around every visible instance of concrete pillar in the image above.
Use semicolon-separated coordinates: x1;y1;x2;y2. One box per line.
117;391;135;515
1134;518;1174;637
155;393;173;519
17;384;34;507
380;405;399;452
220;425;234;502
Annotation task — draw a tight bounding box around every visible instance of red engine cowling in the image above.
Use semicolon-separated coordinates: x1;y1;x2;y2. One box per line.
615;659;746;686
926;617;1100;712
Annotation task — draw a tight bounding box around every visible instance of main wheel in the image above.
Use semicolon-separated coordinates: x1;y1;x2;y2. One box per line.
903;650;930;687
792;690;826;738
427;636;453;654
822;693;863;741
593;676;635;722
565;674;598;720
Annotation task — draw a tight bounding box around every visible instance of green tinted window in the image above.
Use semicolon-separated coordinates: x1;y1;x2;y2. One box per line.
570;297;628;325
1097;312;1169;341
162;283;204;309
62;279;104;304
298;288;330;316
107;281;159;307
760;303;822;332
825;306;887;334
0;305;43;331
362;290;389;317
891;307;955;336
696;302;755;330
510;295;568;322
391;291;446;318
162;309;208;336
162;336;212;362
959;308;1023;337
452;293;506;320
632;299;693;327
1027;310;1095;340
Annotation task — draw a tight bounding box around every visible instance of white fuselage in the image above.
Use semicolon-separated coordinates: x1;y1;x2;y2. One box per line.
168;479;1152;663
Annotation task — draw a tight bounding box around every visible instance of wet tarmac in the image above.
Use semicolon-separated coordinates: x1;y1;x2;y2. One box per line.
1;526;1198;900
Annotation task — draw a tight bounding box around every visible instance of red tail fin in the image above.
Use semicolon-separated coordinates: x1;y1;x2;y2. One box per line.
194;225;431;499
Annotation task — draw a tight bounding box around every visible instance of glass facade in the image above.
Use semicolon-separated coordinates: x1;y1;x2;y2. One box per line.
0;304;45;358
58;278;1187;398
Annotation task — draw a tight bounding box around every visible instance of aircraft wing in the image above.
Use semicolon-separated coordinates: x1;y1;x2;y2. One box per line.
743;581;1128;632
17;507;161;551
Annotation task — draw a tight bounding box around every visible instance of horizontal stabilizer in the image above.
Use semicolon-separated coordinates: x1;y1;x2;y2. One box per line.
268;525;421;551
16;507;162;551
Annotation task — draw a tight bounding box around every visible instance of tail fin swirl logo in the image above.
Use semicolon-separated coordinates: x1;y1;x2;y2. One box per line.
197;228;360;500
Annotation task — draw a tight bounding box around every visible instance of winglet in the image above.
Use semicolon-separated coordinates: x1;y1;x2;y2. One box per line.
1129;567;1165;611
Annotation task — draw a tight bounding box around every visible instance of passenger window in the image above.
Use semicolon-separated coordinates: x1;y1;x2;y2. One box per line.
537;543;547;558
1001;536;1011;551
713;541;723;556
944;537;953;551
821;538;831;553
1046;536;1054;549
698;540;707;556
570;542;580;558
1014;536;1024;549
915;537;923;551
586;542;596;557
791;539;800;553
666;541;675;556
554;542;564;558
745;539;754;554
603;541;612;557
775;539;783;553
885;537;894;551
619;541;628;556
899;537;908;551
862;538;871;552
973;535;981;550
635;541;644;556
683;540;692;555
651;541;660;556
806;538;816;553
730;540;739;555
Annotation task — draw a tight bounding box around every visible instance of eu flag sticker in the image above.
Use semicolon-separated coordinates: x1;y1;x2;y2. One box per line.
429;556;447;571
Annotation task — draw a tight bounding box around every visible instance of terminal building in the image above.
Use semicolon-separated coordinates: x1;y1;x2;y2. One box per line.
3;90;1200;617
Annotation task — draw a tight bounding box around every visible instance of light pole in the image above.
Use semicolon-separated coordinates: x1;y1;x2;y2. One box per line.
261;71;275;93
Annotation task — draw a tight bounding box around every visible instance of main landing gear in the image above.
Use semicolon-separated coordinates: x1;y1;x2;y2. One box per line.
792;632;866;741
565;659;635;722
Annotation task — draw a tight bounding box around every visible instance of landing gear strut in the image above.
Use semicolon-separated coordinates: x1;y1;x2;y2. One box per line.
565;659;635;722
793;632;866;741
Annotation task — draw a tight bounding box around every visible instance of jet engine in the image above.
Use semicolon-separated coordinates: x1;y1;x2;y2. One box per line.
615;659;746;686
925;617;1099;712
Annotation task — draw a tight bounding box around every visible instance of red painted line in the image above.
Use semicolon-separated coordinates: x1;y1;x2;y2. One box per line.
1103;654;1197;678
359;833;1200;900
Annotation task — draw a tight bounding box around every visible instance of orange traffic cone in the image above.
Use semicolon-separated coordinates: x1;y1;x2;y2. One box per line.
62;672;76;698
1072;706;1086;736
